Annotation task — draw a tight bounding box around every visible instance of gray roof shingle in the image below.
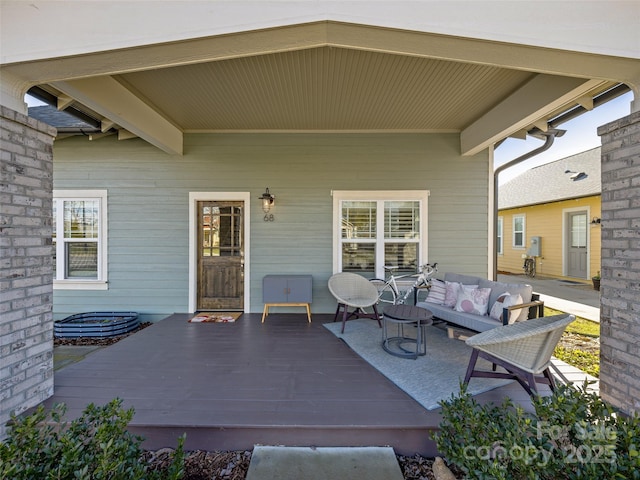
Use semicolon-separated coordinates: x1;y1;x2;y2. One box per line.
498;147;601;210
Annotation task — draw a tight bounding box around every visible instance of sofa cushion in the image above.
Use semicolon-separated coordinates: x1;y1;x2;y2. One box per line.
417;302;502;332
479;279;533;322
489;292;523;324
424;278;446;305
454;286;492;316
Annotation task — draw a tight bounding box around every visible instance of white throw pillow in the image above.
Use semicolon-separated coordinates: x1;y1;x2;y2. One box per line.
424;278;446;305
489;292;524;324
454;286;491;316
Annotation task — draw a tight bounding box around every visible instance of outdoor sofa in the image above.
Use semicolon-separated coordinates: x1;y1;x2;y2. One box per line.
416;272;544;333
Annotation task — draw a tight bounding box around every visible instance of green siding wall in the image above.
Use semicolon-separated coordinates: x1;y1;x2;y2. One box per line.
52;133;489;320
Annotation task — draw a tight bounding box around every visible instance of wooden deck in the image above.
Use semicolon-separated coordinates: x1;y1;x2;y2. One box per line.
45;313;541;456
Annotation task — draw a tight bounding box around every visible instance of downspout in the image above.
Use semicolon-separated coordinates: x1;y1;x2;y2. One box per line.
492;128;566;280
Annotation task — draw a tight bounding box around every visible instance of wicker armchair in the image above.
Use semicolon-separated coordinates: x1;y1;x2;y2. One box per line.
463;313;575;395
328;272;382;333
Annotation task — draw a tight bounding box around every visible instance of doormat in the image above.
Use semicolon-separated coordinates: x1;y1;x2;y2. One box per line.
189;312;242;323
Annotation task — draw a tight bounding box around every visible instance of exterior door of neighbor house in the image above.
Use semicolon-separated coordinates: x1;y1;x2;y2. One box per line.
567;211;588;279
197;201;244;310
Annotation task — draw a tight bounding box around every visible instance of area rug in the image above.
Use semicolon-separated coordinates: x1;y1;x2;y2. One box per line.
189;312;242;323
323;319;513;410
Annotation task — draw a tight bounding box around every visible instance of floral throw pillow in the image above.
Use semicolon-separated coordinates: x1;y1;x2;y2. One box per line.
443;281;463;308
424;278;446;305
489;292;524;324
454;286;492;315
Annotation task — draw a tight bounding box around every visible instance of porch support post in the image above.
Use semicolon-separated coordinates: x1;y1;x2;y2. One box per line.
0;105;56;440
597;110;640;415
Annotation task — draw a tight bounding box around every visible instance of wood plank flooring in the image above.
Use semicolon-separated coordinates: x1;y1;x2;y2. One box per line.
45;313;541;456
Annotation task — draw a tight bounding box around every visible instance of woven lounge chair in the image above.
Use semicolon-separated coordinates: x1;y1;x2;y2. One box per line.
328;272;382;333
463;313;575;395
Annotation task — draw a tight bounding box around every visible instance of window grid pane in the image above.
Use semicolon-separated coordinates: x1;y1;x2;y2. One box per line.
341;201;376;239
384;242;418;273
342;243;375;277
65;242;98;278
64;200;99;239
384;201;419;239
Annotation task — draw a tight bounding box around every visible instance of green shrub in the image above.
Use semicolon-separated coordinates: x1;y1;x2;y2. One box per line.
434;382;640;479
0;399;184;480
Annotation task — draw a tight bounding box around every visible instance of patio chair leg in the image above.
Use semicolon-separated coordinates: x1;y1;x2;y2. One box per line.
463;349;480;386
543;368;556;391
341;305;350;333
525;372;538;395
373;304;381;328
333;304;341;322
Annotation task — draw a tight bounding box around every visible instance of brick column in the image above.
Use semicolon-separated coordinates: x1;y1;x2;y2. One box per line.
598;110;640;415
0;106;56;439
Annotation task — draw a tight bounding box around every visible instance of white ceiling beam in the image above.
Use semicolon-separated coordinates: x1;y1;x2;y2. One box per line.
117;129;138;140
88;131;116;141
51;76;183;155
101;119;115;133
533;120;548;132
576;96;595;111
57;94;74;110
508;130;528;140
461;75;607;156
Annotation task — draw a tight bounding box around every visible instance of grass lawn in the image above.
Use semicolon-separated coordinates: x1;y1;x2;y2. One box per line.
545;307;600;377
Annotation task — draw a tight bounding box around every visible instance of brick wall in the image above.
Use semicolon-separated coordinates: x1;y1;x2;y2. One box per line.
598;110;640;415
0;105;56;439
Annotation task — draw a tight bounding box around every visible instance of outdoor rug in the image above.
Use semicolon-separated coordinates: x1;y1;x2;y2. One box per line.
189;312;242;323
323;319;513;409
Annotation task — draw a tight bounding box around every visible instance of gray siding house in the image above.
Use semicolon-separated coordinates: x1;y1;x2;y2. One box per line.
48;125;489;320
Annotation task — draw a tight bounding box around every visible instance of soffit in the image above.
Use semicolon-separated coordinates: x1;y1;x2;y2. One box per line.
115;46;534;132
20;21;626;154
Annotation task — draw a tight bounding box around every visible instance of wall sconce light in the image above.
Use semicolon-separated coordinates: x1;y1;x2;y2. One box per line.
590;217;601;225
259;187;275;222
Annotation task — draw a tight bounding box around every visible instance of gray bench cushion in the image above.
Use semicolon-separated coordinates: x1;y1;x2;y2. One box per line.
417;302;502;332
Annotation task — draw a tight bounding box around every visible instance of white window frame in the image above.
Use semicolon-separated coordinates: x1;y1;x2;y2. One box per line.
513;214;525;249
497;216;504;255
53;190;108;290
332;190;430;278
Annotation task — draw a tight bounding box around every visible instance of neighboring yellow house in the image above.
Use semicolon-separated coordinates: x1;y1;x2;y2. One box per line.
497;147;601;282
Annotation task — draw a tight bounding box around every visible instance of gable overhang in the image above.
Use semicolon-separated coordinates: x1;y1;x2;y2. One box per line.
2;21;638;155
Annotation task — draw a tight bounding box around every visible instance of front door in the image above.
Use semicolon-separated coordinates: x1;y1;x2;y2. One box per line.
567;211;588;279
197;201;244;310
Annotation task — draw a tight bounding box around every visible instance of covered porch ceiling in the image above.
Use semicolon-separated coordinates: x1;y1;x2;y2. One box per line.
9;21;632;155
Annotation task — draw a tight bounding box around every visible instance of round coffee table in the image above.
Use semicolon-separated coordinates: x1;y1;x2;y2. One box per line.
382;304;433;359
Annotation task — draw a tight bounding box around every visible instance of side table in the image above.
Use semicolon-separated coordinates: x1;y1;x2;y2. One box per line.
262;275;312;323
382;304;433;359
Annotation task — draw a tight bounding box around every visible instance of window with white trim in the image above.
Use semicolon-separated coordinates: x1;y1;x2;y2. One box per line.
497;216;504;255
334;191;429;279
53;190;108;290
513;214;525;248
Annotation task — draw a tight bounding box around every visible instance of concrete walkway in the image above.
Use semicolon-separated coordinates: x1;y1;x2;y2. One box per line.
246;446;404;480
498;274;600;322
